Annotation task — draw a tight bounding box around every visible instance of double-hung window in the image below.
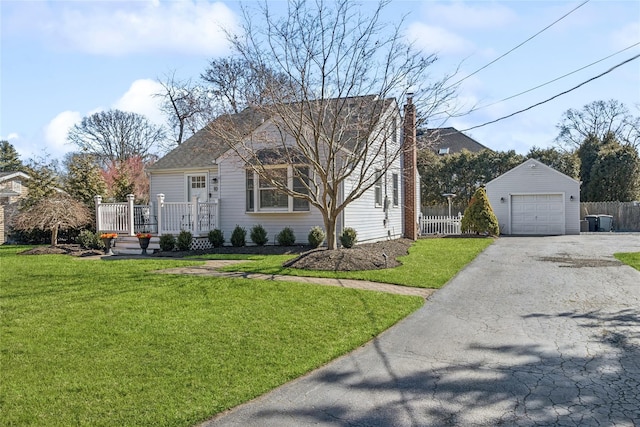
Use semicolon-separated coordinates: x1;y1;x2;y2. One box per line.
392;173;399;206
374;170;383;207
259;168;288;209
246;166;310;212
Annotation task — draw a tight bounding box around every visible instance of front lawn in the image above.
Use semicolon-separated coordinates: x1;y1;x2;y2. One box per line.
0;246;422;426
216;238;494;288
614;252;640;271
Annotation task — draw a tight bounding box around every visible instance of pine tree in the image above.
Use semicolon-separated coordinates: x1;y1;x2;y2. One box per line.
0;140;24;172
461;187;499;236
22;156;58;209
63;153;107;209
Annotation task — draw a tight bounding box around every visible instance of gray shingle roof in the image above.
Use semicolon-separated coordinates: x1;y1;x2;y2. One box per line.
418;127;490;154
149;95;395;171
148;107;269;171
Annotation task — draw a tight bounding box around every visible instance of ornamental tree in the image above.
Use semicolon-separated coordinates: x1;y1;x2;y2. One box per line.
461;187;499;236
12;193;91;246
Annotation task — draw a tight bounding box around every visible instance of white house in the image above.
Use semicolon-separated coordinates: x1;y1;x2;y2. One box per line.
486;158;581;235
130;95;420;246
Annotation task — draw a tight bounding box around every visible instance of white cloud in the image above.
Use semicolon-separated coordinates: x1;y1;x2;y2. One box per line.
113;79;165;125
44;111;82;156
407;22;473;56
422;2;516;30
35;1;237;56
6;133;19;141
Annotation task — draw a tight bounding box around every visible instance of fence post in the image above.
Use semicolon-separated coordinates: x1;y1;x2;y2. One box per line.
126;194;135;236
157;194;164;236
94;195;102;232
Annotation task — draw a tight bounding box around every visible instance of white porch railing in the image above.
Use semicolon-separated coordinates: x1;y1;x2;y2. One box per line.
420;213;463;235
95;194;219;237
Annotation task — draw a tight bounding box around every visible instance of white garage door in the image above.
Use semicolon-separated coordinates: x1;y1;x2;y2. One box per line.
511;194;564;235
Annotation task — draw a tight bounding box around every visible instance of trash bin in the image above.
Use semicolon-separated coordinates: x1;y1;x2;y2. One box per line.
584;215;598;232
580;220;589;232
597;215;613;232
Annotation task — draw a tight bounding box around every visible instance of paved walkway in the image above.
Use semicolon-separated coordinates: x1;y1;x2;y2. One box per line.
153;260;437;299
199;234;640;426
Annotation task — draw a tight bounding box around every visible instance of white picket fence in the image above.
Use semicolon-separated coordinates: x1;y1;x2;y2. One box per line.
420;214;463;235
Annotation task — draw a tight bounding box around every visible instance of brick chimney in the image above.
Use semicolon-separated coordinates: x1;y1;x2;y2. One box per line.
403;94;418;240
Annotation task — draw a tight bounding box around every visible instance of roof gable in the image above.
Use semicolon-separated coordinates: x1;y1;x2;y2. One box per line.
419;127;490;154
487;158;580;186
0;171;29;182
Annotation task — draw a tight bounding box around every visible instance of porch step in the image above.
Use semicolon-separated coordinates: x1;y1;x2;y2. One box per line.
112;236;161;255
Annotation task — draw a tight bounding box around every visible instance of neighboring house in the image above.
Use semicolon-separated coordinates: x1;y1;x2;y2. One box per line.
145;95;420;245
486;158;580;235
419;127;490;155
0;171;29;244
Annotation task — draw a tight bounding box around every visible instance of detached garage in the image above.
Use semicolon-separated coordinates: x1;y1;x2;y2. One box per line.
486;159;580;235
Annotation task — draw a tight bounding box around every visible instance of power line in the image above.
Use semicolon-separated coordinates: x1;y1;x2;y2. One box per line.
459;53;640;133
447;0;590;90
466;41;640;114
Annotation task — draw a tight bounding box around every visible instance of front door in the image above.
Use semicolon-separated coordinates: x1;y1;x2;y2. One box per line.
187;175;208;201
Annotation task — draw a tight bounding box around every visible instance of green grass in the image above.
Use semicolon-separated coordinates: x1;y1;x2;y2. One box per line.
614;252;640;271
0;246;423;426
218;238;494;289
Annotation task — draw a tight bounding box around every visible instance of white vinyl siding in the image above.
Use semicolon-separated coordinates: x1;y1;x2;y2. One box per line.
218;158;324;244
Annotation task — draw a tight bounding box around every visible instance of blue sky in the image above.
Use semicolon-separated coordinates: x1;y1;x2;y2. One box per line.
1;0;639;163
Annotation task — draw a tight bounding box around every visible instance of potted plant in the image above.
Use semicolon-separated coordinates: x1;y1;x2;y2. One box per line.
99;233;118;255
136;232;152;255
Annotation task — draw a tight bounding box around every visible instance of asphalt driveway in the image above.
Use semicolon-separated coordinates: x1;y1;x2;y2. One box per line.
201;234;640;427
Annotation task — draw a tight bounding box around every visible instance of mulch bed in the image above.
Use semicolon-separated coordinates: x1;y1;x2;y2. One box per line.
17;239;415;271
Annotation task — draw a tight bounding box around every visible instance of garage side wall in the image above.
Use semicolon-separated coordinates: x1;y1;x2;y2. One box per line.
486;160;580;235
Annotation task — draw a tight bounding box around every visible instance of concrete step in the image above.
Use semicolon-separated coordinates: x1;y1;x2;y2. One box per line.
112;236;160;255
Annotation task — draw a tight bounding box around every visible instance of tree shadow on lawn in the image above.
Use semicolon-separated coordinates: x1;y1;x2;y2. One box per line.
249;309;640;426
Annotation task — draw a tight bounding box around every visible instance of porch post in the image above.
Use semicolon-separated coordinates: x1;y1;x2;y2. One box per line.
191;196;199;236
214;199;220;230
127;194;135;236
94;195;102;232
157;194;165;236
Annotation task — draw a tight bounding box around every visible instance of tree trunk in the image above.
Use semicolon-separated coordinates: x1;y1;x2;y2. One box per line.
324;215;338;250
51;224;59;247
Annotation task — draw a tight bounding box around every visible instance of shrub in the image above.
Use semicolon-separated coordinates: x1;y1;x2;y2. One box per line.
340;227;357;248
176;230;193;251
159;234;176;251
461;187;500;236
77;229;103;249
250;224;268;246
230;225;246;247
276;227;296;246
308;226;326;248
208;229;225;248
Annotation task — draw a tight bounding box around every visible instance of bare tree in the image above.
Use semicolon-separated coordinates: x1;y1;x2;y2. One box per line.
67;109;165;165
556;99;640;149
155;72;210;149
207;0;455;249
12;193;91;246
201;57;297;114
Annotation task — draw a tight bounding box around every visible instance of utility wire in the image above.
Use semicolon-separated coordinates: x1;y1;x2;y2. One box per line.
458;53;640;133
466;41;640;114
446;0;590;90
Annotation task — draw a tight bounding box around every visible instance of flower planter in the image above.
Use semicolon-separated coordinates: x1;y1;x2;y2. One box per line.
138;237;150;255
101;238;115;255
